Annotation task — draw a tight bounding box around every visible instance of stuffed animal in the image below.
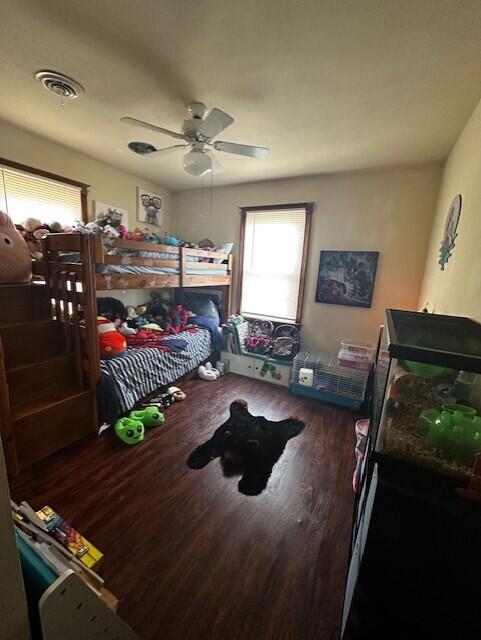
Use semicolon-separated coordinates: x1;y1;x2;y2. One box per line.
114;417;144;445
48;221;63;233
85;221;103;235
147;290;171;323
97;316;127;357
167;386;186;402
17;217;50;259
0;211;32;284
117;320;137;336
165;305;189;335
142;323;163;333
187;400;305;495
97;297;128;322
160;234;183;247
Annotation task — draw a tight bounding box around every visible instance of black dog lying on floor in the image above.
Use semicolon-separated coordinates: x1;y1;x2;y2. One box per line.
187;400;305;495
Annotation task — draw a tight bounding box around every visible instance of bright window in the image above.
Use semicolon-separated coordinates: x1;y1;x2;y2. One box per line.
239;204;312;323
0;163;84;227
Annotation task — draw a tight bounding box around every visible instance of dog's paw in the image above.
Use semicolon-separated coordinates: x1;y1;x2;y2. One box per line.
187;447;215;469
238;477;263;496
285;417;305;438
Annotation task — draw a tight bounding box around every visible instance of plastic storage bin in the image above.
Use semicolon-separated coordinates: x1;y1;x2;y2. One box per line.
338;340;375;370
291;350;370;410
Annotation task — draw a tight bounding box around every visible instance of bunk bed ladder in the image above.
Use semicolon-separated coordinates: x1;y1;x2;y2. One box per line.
0;235;101;476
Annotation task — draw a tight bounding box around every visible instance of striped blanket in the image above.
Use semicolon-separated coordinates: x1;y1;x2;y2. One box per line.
100;328;211;413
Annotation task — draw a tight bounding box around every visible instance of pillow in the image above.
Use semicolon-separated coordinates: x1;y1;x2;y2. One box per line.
184;293;220;326
214;242;234;264
0;211;32;284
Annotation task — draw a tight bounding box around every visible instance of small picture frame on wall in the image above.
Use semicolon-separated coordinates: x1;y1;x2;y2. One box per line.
137;188;163;227
315;250;379;308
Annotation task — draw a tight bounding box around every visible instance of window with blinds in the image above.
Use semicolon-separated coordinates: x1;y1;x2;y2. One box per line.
239;205;311;323
0;164;83;226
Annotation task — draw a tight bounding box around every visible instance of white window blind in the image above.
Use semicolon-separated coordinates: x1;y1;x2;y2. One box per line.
240;207;308;322
0;165;82;226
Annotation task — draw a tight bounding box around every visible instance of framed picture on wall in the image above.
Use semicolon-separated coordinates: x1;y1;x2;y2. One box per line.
315;250;379;308
137;188;163;227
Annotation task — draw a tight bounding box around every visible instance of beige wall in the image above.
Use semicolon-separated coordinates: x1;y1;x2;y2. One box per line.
0;117;174;306
174;164;441;354
419;97;481;321
0;117;173;233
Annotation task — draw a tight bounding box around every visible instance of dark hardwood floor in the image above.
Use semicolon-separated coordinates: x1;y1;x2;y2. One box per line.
10;374;356;640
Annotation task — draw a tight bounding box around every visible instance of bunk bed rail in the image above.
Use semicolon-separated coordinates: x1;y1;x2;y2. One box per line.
93;235;233;293
95;236;181;290
181;247;233;287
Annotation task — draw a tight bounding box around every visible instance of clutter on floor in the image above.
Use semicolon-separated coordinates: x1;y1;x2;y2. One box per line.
12;500;105;590
187;399;305;495
197;362;222;381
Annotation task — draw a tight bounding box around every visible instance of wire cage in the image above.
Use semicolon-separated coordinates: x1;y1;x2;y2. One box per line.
291;350;370;410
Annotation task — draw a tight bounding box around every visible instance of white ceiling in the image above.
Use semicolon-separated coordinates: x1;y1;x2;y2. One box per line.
1;0;481;191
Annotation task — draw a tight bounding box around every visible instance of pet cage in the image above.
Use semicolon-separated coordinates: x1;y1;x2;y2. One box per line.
291;350;370;410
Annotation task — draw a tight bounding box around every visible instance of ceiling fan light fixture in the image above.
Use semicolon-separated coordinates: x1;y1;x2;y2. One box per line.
182;148;212;176
128;141;157;155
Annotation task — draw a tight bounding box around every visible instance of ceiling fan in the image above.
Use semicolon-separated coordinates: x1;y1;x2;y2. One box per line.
121;102;268;176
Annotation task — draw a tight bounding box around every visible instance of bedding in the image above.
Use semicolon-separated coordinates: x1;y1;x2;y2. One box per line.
99;327;211;413
96;264;228;276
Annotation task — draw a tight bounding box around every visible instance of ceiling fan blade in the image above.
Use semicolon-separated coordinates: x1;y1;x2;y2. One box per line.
213;141;268;159
128;141;188;156
121;116;185;140
198;108;234;139
206;151;223;173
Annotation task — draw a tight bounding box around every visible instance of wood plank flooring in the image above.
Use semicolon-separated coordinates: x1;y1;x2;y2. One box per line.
9;374;356;640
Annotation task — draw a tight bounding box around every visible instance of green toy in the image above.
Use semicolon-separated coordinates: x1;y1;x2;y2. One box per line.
129;406;165;428
114;417;145;445
259;361;282;381
419;407;481;467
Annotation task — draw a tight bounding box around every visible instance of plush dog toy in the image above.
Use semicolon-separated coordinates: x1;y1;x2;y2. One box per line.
187;400;305;495
0;211;32;284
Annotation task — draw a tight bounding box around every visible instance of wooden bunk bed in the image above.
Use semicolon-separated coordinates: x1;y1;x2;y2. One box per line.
0;233;233;474
44;232;232;418
91;235;233;320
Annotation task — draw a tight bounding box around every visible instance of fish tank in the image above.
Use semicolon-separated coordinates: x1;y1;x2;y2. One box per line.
375;310;481;480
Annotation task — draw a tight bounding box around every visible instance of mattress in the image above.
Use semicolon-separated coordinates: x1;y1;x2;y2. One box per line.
99;328;211;413
96;264;228;276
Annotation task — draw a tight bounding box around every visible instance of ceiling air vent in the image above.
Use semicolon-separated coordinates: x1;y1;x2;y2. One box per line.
35;70;84;99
